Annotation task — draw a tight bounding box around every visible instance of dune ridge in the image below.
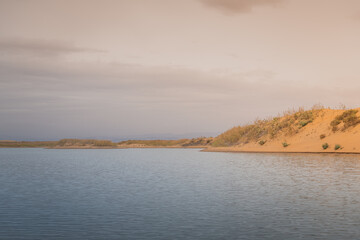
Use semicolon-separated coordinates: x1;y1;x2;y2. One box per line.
206;107;360;154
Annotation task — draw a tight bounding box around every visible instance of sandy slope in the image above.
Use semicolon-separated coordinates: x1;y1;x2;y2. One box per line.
205;109;360;154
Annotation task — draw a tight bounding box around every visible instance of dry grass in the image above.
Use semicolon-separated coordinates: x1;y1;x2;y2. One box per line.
212;107;323;147
330;109;360;132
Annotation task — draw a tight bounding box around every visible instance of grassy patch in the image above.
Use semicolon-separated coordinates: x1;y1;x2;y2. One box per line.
212;107;322;147
295;111;314;128
330;110;360;132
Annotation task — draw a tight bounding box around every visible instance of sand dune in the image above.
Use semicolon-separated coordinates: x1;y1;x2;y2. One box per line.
206;108;360;154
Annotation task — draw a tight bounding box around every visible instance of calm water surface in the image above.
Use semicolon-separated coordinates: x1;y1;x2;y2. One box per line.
1;148;360;239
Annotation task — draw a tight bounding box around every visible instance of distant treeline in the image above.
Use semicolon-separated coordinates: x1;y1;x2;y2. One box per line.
118;137;213;147
57;139;116;147
118;139;189;147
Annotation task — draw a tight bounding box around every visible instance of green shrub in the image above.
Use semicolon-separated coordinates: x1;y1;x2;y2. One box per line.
334;144;341;150
330;118;341;127
282;142;289;147
322;143;329;150
293;110;316;129
258;140;266;145
320;134;326;139
298;120;311;127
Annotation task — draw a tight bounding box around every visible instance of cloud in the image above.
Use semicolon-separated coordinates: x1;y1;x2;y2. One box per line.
0;38;104;58
0;36;357;140
0;47;286;139
200;0;283;14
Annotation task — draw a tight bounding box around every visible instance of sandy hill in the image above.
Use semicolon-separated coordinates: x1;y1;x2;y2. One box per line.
207;107;360;153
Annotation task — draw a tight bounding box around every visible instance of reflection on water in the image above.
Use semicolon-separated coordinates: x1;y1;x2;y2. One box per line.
1;148;360;239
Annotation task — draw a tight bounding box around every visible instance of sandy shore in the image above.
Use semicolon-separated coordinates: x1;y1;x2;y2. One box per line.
202;147;360;155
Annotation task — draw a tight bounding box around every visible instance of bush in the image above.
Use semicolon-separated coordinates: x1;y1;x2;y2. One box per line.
320;134;326;139
282;142;289;148
299;120;310;127
330;118;341;127
322;143;329;150
330;110;360;131
258;140;266;145
295;111;315;128
334;144;341;150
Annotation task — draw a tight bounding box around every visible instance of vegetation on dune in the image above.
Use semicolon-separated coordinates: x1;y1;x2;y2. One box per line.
330;110;360;132
282;142;289;148
181;137;213;147
334;144;341;150
320;134;326;139
322;143;329;150
295;110;315;128
258;140;266;145
212;107;321;147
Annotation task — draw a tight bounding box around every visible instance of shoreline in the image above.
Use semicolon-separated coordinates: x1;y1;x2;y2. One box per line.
3;146;360;155
202;148;360;155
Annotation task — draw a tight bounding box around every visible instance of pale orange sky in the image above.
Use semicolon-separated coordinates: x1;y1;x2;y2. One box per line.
1;0;360;140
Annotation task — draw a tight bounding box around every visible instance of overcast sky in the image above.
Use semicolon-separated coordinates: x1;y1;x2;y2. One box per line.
1;0;360;140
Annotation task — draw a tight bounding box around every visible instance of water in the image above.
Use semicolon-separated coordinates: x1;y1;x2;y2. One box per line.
1;148;360;239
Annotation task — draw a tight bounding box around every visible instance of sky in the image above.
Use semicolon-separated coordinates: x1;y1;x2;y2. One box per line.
1;0;360;140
